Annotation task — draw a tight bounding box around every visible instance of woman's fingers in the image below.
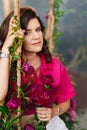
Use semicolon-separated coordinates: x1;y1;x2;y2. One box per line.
9;17;17;31
36;107;52;121
4;17;24;48
8;16;24;37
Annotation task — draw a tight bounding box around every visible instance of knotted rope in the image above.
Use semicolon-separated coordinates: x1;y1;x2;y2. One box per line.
14;0;22;129
45;0;54;54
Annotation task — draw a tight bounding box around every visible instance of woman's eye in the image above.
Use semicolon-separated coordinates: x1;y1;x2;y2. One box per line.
24;31;31;35
36;28;41;32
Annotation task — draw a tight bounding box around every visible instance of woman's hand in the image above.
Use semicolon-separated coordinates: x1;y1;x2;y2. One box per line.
36;100;70;121
2;17;24;52
36;107;58;121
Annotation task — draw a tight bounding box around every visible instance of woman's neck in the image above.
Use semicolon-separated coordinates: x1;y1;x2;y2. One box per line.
22;52;37;62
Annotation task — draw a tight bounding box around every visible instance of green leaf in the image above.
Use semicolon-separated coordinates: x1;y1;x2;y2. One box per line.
36;125;43;130
6;115;22;129
45;85;51;90
0;105;8;116
52;103;57;107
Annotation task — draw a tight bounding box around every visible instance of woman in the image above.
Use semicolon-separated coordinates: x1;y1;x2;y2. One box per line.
0;7;75;129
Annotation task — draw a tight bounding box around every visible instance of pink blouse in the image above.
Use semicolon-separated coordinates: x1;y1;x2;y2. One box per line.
7;55;76;115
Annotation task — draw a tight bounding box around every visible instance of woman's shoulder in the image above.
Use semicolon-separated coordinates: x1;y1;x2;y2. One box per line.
51;56;67;73
51;56;63;66
41;54;65;70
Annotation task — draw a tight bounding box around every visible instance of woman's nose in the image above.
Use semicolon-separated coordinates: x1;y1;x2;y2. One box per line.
32;31;39;39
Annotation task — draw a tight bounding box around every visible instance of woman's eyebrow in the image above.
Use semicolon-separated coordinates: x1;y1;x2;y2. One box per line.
26;26;41;31
25;29;31;32
36;26;41;30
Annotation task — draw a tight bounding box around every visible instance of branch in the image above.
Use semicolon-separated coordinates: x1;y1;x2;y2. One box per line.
67;46;87;70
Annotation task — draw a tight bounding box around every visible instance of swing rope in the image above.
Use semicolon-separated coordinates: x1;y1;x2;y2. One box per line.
14;0;22;129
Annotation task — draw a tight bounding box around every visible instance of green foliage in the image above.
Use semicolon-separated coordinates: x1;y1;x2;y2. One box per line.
9;16;24;62
54;0;64;26
0;105;8;117
53;0;64;53
0;105;22;129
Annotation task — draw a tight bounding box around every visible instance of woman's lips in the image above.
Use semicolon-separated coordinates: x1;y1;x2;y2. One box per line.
32;42;40;45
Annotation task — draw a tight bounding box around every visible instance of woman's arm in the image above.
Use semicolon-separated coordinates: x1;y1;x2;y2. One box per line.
0;17;24;102
52;99;70;117
0;48;10;101
0;17;15;101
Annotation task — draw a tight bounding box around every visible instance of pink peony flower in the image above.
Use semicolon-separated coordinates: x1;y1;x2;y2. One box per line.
23;124;35;130
7;97;21;109
70;98;77;109
69;109;77;121
44;13;49;19
22;61;34;74
40;74;53;85
29;84;56;107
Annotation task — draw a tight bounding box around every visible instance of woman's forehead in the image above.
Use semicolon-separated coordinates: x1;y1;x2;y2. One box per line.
27;18;40;29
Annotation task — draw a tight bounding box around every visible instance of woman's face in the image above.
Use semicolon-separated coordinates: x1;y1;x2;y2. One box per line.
23;18;43;53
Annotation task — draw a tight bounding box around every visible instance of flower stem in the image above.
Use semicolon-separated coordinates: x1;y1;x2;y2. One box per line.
42;122;46;130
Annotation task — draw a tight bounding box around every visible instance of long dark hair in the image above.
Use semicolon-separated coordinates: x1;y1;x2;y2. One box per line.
0;7;52;63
